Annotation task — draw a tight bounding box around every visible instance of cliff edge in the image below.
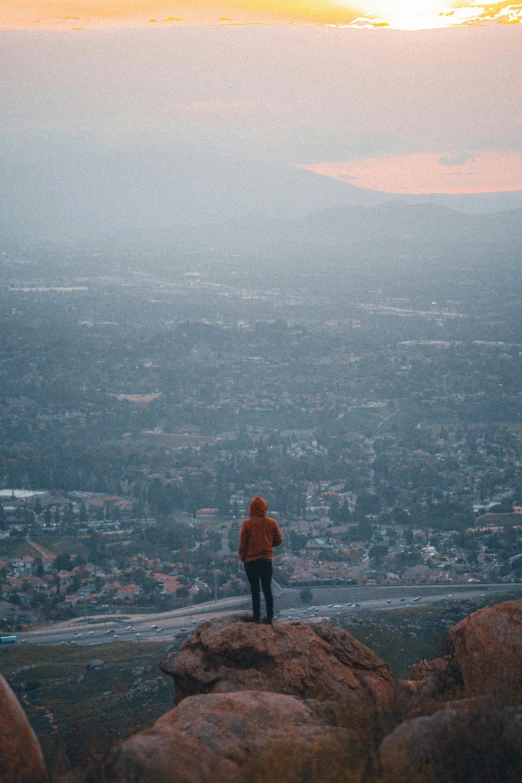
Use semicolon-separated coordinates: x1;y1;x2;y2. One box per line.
2;602;522;783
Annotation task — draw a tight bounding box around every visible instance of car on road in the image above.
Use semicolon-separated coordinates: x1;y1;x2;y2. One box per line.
74;632;81;636
413;597;421;602
0;635;18;645
181;627;187;632
89;630;94;635
150;625;158;630
399;598;405;602
156;628;163;633
386;600;392;603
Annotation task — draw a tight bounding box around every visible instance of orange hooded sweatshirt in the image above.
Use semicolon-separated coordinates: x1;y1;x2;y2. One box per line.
238;496;283;563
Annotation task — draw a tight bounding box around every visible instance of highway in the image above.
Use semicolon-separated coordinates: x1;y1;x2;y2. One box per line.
13;583;522;647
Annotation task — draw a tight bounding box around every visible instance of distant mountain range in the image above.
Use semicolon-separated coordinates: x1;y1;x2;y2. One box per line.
286;201;522;245
1;158;521;244
161;199;522;269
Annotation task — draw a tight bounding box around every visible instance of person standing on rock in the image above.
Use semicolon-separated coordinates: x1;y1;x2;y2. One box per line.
238;496;283;624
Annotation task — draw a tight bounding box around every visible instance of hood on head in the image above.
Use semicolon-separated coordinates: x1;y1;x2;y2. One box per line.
249;496;268;517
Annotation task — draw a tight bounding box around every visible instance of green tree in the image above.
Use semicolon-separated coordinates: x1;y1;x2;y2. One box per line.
369;544;388;564
35;558;44;579
354;493;381;519
299;587;313;604
393;508;411;525
290;531;308;552
53;553;73;571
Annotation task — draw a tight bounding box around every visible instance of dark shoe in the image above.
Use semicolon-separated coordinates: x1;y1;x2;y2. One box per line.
262;617;273;625
253;616;261;624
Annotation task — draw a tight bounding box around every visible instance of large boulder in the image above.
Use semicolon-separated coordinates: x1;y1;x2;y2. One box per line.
0;674;48;783
158;690;365;782
70;690;365;783
65;726;239;783
449;600;522;699
160;616;396;726
379;704;522;783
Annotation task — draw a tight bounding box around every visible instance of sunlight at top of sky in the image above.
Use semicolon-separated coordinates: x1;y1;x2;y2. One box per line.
1;0;521;31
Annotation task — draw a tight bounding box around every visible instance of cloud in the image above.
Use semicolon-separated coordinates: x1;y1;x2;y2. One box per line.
347;2;522;30
442;2;522;25
438;152;476;166
1;1;521;30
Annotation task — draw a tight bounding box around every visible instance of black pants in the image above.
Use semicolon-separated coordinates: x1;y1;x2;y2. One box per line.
244;558;273;620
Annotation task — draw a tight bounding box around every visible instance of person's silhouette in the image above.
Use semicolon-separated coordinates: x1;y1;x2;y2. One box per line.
238;496;283;624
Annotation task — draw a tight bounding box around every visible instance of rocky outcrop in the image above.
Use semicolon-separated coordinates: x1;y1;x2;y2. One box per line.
398;600;522;711
160;690;364;782
378;601;522;781
69;726;239;783
401;654;463;712
0;674;48;783
160;615;396;725
379;704;522;783
71;690;366;783
449;599;522;699
408;656;452;686
7;602;521;783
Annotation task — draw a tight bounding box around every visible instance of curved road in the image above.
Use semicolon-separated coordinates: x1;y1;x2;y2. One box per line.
14;583;521;647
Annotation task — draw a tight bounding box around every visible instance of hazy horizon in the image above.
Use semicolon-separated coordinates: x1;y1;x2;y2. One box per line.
1;18;521;239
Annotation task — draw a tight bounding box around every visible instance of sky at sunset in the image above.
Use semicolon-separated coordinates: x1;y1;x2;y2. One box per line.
2;1;522;30
0;5;520;236
298;152;522;194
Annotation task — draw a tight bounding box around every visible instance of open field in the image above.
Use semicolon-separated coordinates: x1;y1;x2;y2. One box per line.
476;513;521;527
0;640;177;778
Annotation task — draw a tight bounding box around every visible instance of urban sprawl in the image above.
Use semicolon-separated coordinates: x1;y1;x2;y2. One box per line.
1;239;521;631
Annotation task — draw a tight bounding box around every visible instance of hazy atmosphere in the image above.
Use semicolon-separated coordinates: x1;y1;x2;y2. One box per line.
1;20;521;237
1;6;522;783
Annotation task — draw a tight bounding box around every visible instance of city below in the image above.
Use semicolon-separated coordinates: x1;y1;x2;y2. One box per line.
1;221;521;639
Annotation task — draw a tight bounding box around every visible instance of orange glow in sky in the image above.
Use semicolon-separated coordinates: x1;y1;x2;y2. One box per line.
1;1;521;30
297;152;522;194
